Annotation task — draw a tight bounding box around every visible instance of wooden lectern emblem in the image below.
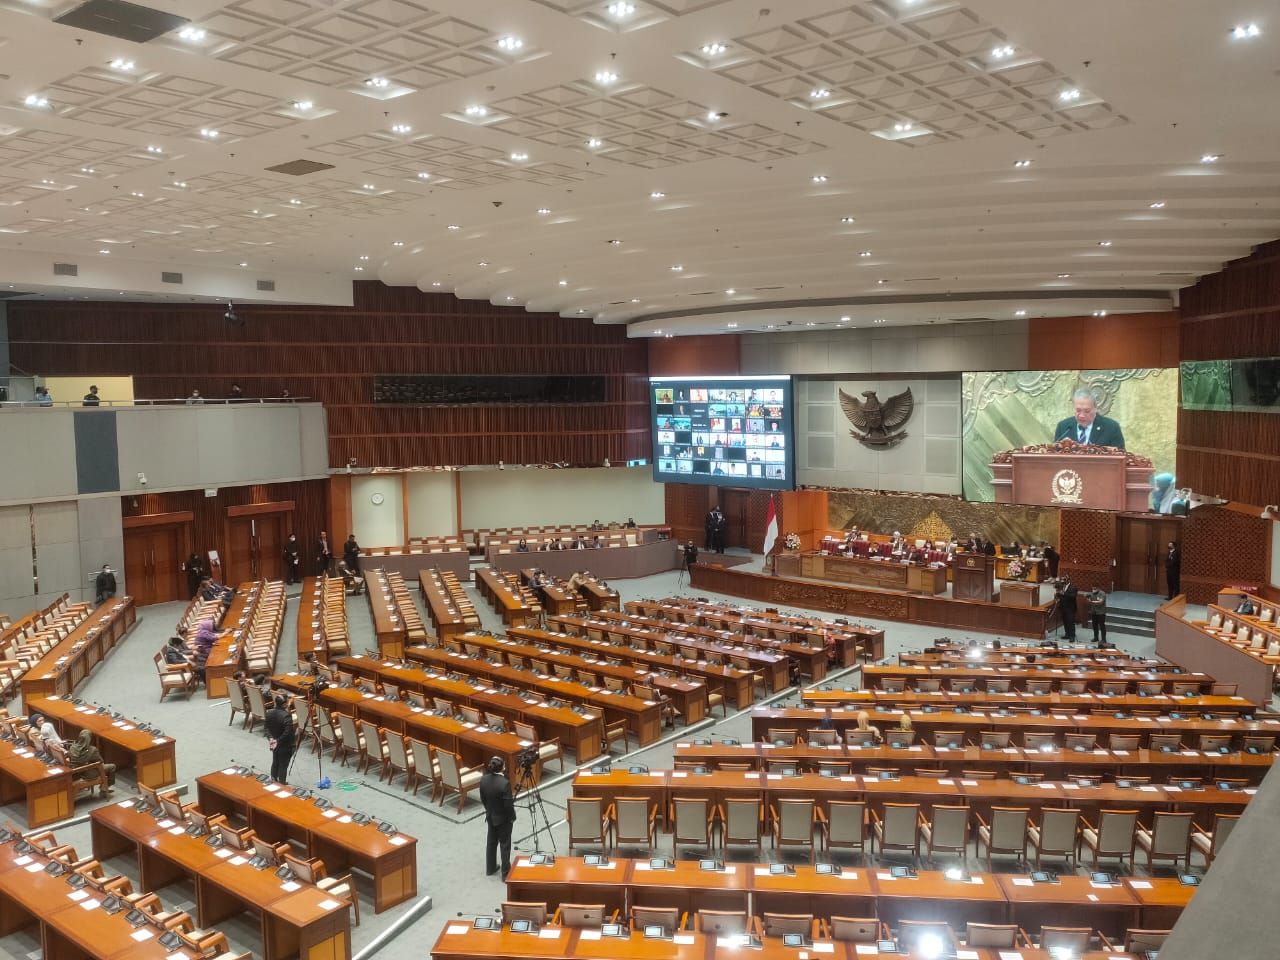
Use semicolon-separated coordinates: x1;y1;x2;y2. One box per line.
1050;468;1084;504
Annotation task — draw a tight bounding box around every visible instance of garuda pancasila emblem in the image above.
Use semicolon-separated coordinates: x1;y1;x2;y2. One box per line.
839;387;914;448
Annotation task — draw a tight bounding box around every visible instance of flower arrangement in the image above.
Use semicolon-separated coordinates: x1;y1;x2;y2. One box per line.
1007;559;1026;580
784;532;801;551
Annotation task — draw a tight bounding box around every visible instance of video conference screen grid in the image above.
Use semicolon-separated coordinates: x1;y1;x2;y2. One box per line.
650;375;795;490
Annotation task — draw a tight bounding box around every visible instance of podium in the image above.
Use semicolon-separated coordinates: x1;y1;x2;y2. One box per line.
990;451;1151;511
953;554;994;602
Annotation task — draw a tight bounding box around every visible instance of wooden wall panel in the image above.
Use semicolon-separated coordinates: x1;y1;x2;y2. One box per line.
648;335;742;376
1058;509;1117;592
1182;506;1269;604
664;484;713;546
1027;312;1179;371
121;479;330;579
7;282;651;469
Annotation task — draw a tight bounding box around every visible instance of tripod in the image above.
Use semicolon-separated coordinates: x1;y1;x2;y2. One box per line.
512;757;556;854
676;556;690;589
288;687;331;789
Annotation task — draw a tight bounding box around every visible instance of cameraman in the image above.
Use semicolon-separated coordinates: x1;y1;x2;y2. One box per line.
683;540;698;565
264;693;296;785
480;756;516;878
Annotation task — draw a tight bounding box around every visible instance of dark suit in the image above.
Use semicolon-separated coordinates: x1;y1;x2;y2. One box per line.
479;770;517;876
1165;547;1181;599
1057;582;1079;640
1054;414;1125;450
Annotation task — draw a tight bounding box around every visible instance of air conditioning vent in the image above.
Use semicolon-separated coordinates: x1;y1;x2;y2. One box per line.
265;159;335;176
904;277;941;282
53;262;78;277
161;271;182;284
952;316;994;322
256;279;275;292
54;0;188;43
755;285;785;291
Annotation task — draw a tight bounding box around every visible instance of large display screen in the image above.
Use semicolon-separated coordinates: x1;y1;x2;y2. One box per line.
962;368;1179;511
650;375;795;490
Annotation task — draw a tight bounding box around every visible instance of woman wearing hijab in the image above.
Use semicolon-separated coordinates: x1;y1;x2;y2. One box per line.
68;729;115;793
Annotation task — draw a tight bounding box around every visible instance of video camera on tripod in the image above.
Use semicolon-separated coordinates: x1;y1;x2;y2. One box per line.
515;745;540;775
682;542;698;565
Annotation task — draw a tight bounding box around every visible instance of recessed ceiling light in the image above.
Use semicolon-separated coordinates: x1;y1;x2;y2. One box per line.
893;122;913;132
1015;309;1026;317
701;42;726;56
40;178;55;185
595;70;618;85
607;1;635;17
288;198;301;205
23;94;49;108
365;76;390;89
80;167;95;174
99;248;110;254
293;100;313;111
359;255;370;260
859;250;872;257
1014;159;1032;168
109;58;135;72
239;262;248;267
1058;88;1081;102
417;171;430;179
391;123;411;134
840;316;850;322
805;321;816;327
577;308;586;314
129;190;143;197
671;264;683;271
810;88;831;99
877;278;887;284
812;174;828;183
497;35;523;51
354;266;364;271
199;128;219;138
650;191;665;199
1149;200;1166;209
146;145;162;154
251;208;260;214
608;239;622;245
1057;273;1071;278
727;322;738;328
362;183;376;190
1200;153;1221;163
447;224;460;230
506;296;514;301
586;137;603;149
510;151;528;161
172;180;187;188
1098;240;1112;247
392;241;404;246
464;104;489;117
706;111;724;121
478;261;489;267
431;281;441;287
178;26;205;42
559;280;568;286
1093;309;1108;317
991;44;1015;59
1231;23;1261;39
840;216;855;223
725;288;736;295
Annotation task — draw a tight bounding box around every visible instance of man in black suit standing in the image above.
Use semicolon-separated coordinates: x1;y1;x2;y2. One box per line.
480;756;517;878
1055;577;1079;641
1165;541;1181;599
1041;542;1060;579
1054;389;1126;449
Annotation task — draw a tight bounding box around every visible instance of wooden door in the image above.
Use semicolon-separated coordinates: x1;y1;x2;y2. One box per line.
256;514;285;582
123;524;186;606
152;525;183;603
227;518;256;583
123;530;155;606
719;489;750;550
1117;515;1184;595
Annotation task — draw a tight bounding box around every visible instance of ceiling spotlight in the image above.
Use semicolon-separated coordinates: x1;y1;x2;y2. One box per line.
510;151;528;161
354;266;364;271
537;207;551;214
478;261;489;267
362;183;376;190
1232;23;1261;39
893;122;913;132
1014;159;1032;168
392;241;404;246
607;239;622;245
172;180;187;188
595;70;618;85
1015;309;1027;317
99;248;110;254
725;288;736;295
706;110;725;121
1058;88;1081;102
391;123;411;134
80;167;95;173
671;264;683;271
631;298;640;303
447;224;460;230
146;145;162;154
417;171;430;179
840;216;855;223
431;281;442;287
365;76;390;89
727;322;738;328
293;100;313;111
650;191;665;199
1149;200;1166;208
129;190;143;197
810;88;831;99
840;315;850;322
497;35;523;51
701;42;726;56
505;296;514;301
1200;153;1221;163
577;308;586;314
1057;273;1071;278
559;279;568;286
239;262;248;267
1093;309;1108;317
812;174;828;183
877;278;887;284
289;198;301;205
359;255;370;260
991;44;1015;59
805;321;816;327
586;138;603;149
1098;240;1112;247
607;1;635;17
859;250;872;257
464;105;488;118
109;58;135;71
199;128;219;138
178;26;205;42
23;94;49;108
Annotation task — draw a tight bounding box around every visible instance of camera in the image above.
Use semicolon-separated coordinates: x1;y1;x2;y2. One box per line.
682;543;698;565
516;745;539;774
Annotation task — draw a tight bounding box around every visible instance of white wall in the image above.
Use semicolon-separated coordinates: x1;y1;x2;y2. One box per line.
0;410;78;503
407;473;458;538
351;475;405;546
797;378;963;495
459;466;664;530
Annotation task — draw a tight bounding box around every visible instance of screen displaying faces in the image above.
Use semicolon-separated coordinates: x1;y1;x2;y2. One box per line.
650;376;795;490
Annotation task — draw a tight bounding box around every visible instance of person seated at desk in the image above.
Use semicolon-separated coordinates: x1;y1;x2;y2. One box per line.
855;710;883;743
890;531;906;555
336;558;364;594
1236;596;1258;617
1025;543;1042;559
551;539;565;551
590;520;604;531
68;729;115;793
163;636;192;667
567;571;586;591
625;517;637;528
591;535;602;548
573;536;587;550
28;713;63;752
515;539;530;553
907;543;927;564
892;714;913;737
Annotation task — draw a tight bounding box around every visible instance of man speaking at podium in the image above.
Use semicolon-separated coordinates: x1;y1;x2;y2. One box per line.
1054;389;1125;450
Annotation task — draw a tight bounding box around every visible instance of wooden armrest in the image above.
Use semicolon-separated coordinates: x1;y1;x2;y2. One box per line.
917;812;930;828
1097;932;1115;950
974;811;990;828
868;809;882;826
551;907;563;926
1079;816;1097;832
1190;825;1212;838
814;807;828;824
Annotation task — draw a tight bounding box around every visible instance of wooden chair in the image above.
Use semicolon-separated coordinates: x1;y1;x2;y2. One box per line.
1027;808;1080;869
154;653;197;701
830;917;883;942
553;903;612;928
965;923;1020;948
762;913;822;939
603;719;631;755
357;720;388;777
771;798;824;863
1124;929;1171;953
719;797;765;854
631;905;685;933
567;796;612;853
672;796;714;856
696;910;749;936
244;683;270;733
513;719;563;773
334;713;364;767
1135;811;1194;870
976;807;1029;869
612;797;657;855
1079;809;1139;870
382;731;413;787
1191;812;1240;866
284;853;359;926
918;804;969;865
501;901;549;925
871;803;920;862
226;680;248;727
433;747;481;812
825;800;866;860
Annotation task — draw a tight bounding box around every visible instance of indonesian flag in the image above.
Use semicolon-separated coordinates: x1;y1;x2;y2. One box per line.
762;496;779;556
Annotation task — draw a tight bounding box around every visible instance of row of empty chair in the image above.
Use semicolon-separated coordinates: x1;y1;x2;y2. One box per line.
863;663;1222;696
418;568;482;639
296;575;350;662
475;566;542;625
468;523;647;550
364;569;428;658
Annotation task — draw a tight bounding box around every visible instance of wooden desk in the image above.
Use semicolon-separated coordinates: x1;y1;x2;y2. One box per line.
475;567;539;626
0;736;73;826
1000;581;1042;607
863;664;1215;695
90;799;352;960
521;570;580;616
29;696;177;788
418;570;481;640
577;577;620;612
995;873;1139;938
1156;596;1277;705
364;570;410;658
205;586;254;699
20;597;136;705
196;770;417;913
1123;876;1195;929
800;687;1256;715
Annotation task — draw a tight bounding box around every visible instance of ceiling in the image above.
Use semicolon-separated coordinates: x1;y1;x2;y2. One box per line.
0;0;1276;334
